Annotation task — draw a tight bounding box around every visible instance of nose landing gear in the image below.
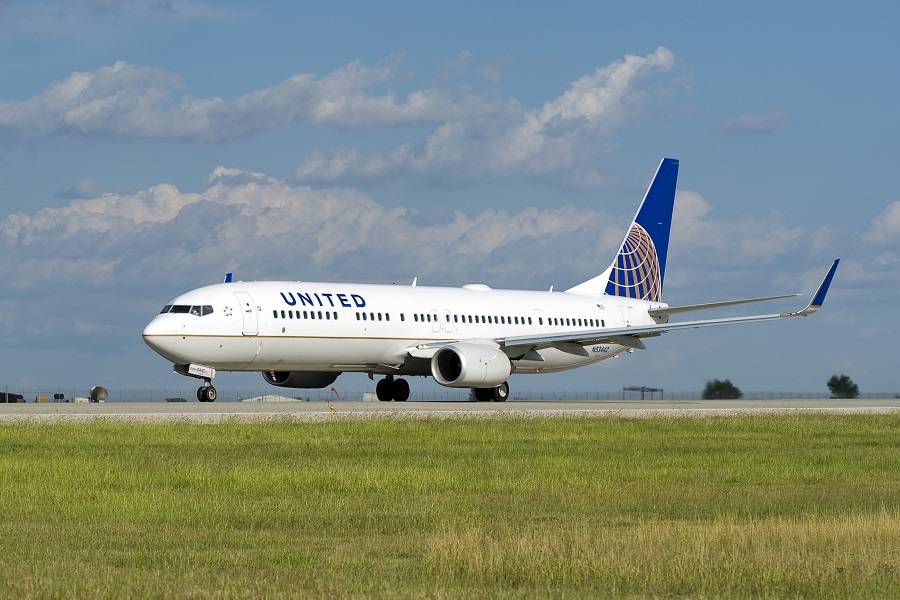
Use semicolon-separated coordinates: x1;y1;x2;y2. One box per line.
375;376;410;402
197;380;217;402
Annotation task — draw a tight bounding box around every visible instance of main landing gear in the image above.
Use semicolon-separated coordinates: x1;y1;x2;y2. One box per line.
471;381;509;402
197;380;217;402
376;376;410;402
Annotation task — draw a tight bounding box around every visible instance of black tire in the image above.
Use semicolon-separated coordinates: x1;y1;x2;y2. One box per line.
392;378;410;402
375;378;393;402
197;387;205;402
491;382;509;402
473;388;492;402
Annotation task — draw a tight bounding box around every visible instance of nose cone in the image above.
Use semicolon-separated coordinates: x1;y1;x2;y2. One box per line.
143;316;177;360
143;317;163;345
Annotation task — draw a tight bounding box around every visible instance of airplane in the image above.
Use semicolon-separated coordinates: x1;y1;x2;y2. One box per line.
142;158;839;402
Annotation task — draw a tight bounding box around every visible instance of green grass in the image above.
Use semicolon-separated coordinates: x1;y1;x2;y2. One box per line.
1;415;899;598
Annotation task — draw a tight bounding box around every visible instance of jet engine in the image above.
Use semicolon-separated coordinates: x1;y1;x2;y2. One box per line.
262;371;340;388
431;342;511;388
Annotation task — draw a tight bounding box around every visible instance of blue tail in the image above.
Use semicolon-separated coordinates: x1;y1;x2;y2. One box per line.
566;158;679;300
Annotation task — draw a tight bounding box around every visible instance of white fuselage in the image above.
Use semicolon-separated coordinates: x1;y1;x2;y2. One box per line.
142;281;665;377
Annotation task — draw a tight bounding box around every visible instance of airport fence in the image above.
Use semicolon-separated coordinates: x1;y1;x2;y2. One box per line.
1;386;898;403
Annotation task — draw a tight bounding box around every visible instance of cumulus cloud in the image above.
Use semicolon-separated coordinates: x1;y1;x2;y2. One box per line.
0;59;498;141
866;201;900;244
718;110;790;134
293;47;676;186
0;168;622;300
664;190;832;292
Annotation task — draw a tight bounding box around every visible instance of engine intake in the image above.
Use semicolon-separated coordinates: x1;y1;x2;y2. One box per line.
431;343;511;388
262;371;340;389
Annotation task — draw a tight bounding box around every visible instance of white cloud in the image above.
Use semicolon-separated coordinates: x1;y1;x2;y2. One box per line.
293;47;676;186
664;190;832;292
0;59;497;141
0;168;619;295
718;110;790;134
866;201;900;244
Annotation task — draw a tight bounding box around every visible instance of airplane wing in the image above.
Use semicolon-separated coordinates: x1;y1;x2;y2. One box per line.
412;260;839;359
647;293;801;318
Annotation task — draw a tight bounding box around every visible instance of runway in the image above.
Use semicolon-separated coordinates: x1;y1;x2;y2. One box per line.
0;398;898;423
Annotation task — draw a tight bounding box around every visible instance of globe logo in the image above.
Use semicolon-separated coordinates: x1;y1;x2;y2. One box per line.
604;222;662;301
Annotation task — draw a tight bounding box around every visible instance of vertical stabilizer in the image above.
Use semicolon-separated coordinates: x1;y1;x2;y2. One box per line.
566;158;678;300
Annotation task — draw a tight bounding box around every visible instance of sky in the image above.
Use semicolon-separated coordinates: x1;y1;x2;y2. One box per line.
1;1;899;396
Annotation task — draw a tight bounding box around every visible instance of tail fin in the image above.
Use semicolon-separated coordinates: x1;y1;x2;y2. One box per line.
566;158;678;300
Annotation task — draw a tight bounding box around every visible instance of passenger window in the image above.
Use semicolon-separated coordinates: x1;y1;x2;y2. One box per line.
453;315;458;323
413;314;418;322
362;313;367;321
356;313;360;320
288;310;293;319
385;313;390;321
602;319;605;327
400;314;405;321
160;305;172;314
538;317;543;325
303;311;308;319
325;311;330;320
377;313;382;321
273;310;278;319
280;310;286;319
318;311;323;319
527;317;532;325
190;305;203;316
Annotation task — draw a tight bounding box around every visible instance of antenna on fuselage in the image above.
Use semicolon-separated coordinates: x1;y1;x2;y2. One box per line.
411;277;417;287
549;285;554;292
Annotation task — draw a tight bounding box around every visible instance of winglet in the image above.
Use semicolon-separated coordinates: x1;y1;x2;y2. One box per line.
224;272;233;283
792;260;839;316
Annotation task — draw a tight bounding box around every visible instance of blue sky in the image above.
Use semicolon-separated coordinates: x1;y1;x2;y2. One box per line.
1;1;898;395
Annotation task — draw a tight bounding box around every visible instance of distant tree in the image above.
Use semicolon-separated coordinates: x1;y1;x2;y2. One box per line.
827;374;859;399
702;379;742;400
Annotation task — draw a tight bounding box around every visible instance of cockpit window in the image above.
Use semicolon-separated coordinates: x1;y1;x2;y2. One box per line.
165;304;214;316
160;305;172;314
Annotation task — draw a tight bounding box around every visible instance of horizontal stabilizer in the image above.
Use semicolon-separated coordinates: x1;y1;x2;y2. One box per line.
648;293;801;318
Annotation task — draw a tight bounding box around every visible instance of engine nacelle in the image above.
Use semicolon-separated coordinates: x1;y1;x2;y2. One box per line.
431;343;511;388
262;371;340;389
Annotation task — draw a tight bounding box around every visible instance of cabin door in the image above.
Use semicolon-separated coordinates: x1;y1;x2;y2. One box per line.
234;291;258;336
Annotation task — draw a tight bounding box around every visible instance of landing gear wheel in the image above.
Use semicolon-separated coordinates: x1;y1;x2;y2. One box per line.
375;378;393;402
197;383;217;402
392;378;410;402
473;388;492;402
491;382;509;402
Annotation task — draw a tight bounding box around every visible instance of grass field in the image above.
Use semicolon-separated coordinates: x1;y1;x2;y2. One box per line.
1;415;899;598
